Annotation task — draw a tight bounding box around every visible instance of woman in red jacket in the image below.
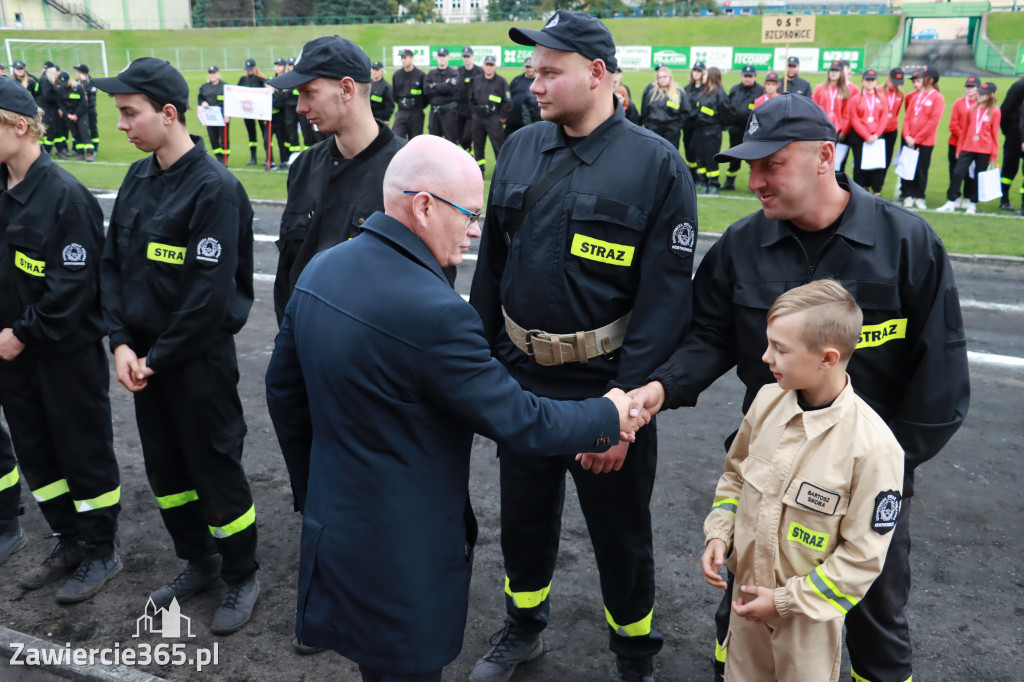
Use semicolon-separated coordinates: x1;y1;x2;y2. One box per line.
813;59;851;171
848;69;889;194
946;76;980;208
937;82;1000;214
880;68;905;182
900;66;944;209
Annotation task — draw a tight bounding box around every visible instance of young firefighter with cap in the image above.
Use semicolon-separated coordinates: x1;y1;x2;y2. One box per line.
392;48;427;140
57;71;93;161
425;47;460;143
753;72;780;108
469;54;510;177
627;93;969;682
270;58;292;168
267;36;406;325
197;65;230;164
469;11;697;682
369;61;395;124
0;77;122;603
238;58;272;167
93;57;259;634
723;65;763;190
784;56;812;97
457;46;482;151
74;65;100;156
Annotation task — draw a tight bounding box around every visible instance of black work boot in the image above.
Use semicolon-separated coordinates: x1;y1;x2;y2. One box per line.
0;519;27;565
709;183;720;196
616;654;656;682
246;150;257;166
149;554;222;609
56;544;122;603
999;197;1014;211
469;618;544;682
210;572;260;635
19;535;85;590
721;176;736;191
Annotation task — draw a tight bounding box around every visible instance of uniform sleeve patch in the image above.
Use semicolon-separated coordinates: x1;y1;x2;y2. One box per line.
196;237;223;265
872;490;902;535
62;243;87;269
670;220;695;257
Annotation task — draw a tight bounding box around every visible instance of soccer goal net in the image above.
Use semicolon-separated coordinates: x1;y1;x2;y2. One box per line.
4;39;108;76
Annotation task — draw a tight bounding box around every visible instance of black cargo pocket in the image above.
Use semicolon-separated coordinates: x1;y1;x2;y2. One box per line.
276;202;315;254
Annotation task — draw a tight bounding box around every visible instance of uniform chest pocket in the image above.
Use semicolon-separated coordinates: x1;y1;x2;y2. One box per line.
840;281;907;351
781;476;849;557
278;201;316;253
565;194;646;278
735;455;776;533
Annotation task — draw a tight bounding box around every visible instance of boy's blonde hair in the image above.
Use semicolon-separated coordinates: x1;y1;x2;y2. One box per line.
767;279;863;360
0;107;46;144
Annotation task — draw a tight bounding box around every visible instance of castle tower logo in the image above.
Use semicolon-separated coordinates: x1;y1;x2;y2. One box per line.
134;597;196;639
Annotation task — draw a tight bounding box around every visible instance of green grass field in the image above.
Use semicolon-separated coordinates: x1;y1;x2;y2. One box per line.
16;16;1024;256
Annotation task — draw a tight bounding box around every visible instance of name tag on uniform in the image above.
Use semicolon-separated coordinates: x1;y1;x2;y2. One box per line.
147;242;186;265
857;318;907;348
667;100;680;110
570;234;634;267
488;94;502;103
14;251;45;277
794;482;840;515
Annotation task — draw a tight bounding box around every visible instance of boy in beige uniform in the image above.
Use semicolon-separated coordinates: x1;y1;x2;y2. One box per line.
701;280;904;682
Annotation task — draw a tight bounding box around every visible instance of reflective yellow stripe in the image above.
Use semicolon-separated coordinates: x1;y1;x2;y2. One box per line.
851;669;911;682
74;485;120;512
715;638;727;663
748;102;755;109
69;93;81;99
156;489;199;510
856;318;907;348
0;467;19;493
700;105;715;116
504;575;550;609
370;94;383;102
410;88;422;95
14;251;45;277
807;565;858;615
666;100;680;110
147;242;186;265
787;522;830;552
477;159;486;166
570;234;635;267
209;504;256;538
32;478;70;502
605;607;653;637
712;497;738;515
488;94;502;103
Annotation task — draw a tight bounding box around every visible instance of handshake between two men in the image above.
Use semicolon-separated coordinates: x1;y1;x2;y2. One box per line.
576;383;664;474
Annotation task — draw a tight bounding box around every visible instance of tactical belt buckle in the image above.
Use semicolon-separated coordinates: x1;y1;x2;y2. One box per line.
524;329;543;358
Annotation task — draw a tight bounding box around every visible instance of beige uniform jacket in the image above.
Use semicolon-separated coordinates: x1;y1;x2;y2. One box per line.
704;379;904;621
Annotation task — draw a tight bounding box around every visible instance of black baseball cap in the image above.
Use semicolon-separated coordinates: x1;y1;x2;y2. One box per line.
245;58;256;69
208;65;220;73
462;46;474;57
910;70;922;80
13;61;26;69
0;77;40;117
509;10;618;72
787;56;799;66
92;57;190;114
43;61;55;69
715;93;837;162
73;64;89;74
267;35;371;89
437;47;450;57
923;65;940;81
274;57;288;66
288;57;296;66
741;65;756;75
964;75;980;87
765;72;780;83
524;57;533;67
371;61;384;69
863;69;878;79
483;55;496;65
692;61;706;71
979;81;997;95
400;49;415;58
889;67;904;84
829;60;842;71
58;71;70;83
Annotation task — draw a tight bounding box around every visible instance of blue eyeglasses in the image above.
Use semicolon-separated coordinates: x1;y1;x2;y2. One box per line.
402;190;481;225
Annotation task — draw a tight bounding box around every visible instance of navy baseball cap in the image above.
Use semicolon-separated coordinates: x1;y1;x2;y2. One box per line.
437;47;450;57
787;56;799;66
741;65;756;75
400;49;415;58
274;57;288;66
716;93;837;162
43;61;55;69
863;69;878;79
509;11;618;72
245;58;256;69
692;61;706;71
0;77;40;117
890;67;904;85
267;35;371;89
829;60;842;71
462;46;474;56
923;65;940;81
58;71;70;83
92;57;190;113
765;72;780;83
483;55;496;65
371;61;384;69
964;75;980;87
73;64;89;74
979;81;997;95
208;65;220;73
13;61;26;69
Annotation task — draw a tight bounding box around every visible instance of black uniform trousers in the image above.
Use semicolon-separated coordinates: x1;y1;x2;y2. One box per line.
0;422;21;523
726;127;745;179
272;111;291;164
67;115;92;155
1000;132;1022;203
392;108;424;140
693;125;723;188
458;105;474;150
205;122;230;162
0;343;119;550
244;118;272;163
429;106;459;143
41;108;61;153
882;130;899;170
713;488;915;682
283;107;298;153
682;124;698;179
901;144;933;199
947;151;988;202
472;113;505;173
499;425;663;659
132;336;257;585
88;106;99;153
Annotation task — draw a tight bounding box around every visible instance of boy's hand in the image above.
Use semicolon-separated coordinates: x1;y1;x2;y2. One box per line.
701;539;729;589
732;585;780;624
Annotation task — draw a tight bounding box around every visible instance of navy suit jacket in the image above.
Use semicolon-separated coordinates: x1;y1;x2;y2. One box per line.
265;212;618;673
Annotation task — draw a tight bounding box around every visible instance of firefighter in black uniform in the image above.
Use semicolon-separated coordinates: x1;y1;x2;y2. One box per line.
197;65;229;164
691;66;733;195
369;61;395;124
270;59;291;167
639;65;690;150
0;78;122;601
682;61;705;183
238;58;272;167
470;55;510;177
268;36;407;325
58;71;93;160
12;62;39;100
283;59;301;158
784;55;812;96
93;58;259;635
468;13;697;682
425;48;460;143
723;65;763;190
506;57;539;136
392;49;426;140
74;65;100;156
998;74;1024;211
457;46;482;151
39;64;66;157
629;95;970;682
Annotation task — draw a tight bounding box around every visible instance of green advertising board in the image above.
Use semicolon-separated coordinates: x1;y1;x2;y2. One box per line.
732;47;774;70
502;46;535;67
652;46;689;69
820;48;863;71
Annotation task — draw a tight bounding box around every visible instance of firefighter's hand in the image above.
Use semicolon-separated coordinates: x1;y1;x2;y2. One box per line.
733;585;780;624
575;439;628;474
201;102;210;108
0;328;25;361
620;381;664;441
114;344;148;392
701;539;728;589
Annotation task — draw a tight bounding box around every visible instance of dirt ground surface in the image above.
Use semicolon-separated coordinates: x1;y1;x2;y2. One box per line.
1;211;1022;681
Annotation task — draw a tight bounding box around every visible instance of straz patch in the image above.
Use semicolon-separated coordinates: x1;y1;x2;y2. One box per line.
62;243;87;268
196;237;223;265
856;318;907;349
570;234;634;266
670;221;695;257
788;522;830;552
147;242;186;265
14;251;45;277
794;482;841;515
872;490;901;535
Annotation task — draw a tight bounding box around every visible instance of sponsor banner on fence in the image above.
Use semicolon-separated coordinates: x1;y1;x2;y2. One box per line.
502;46;535;67
691;46;734;69
772;47;820;72
616;45;653;71
392;45;431;68
652;46;690;69
732;47;774;70
820;48;863;71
